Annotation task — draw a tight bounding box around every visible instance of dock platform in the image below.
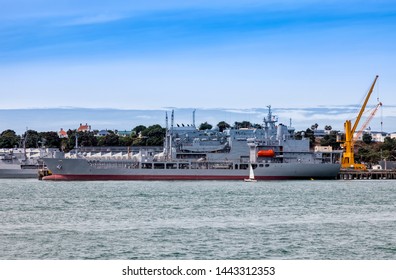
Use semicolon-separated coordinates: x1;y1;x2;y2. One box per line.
338;169;396;180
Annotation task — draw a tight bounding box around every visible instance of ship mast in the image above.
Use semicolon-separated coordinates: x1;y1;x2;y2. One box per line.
75;132;79;157
23;127;28;162
164;111;169;159
169;110;174;159
263;105;277;137
193;109;196;127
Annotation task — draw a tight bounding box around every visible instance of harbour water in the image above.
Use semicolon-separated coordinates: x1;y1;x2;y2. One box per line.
0;179;395;260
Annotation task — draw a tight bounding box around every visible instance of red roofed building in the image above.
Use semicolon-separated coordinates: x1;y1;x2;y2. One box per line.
77;123;91;132
58;128;68;138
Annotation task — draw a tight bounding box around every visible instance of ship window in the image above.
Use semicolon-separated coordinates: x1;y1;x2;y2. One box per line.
252;164;258;169
265;164;270;167
235;164;238;170
166;163;177;169
259;164;264;168
240;164;248;170
178;163;189;169
154;163;165;169
142;163;152;169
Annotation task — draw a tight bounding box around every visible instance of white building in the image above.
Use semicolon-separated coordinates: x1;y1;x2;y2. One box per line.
353;128;389;142
389;132;396;139
370;131;388;142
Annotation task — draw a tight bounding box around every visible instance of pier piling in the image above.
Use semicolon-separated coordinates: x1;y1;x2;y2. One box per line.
338;170;396;180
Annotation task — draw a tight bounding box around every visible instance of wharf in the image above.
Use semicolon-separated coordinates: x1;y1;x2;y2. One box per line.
338;169;396;180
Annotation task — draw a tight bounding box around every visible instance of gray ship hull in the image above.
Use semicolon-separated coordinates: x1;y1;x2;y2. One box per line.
42;158;340;181
0;167;38;179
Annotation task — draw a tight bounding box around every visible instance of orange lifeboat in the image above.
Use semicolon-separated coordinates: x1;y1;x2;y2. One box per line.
257;149;275;157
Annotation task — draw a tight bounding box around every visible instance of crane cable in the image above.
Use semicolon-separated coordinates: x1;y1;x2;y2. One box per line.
377;81;383;133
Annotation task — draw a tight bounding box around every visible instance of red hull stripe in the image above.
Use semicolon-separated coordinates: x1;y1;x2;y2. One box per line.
42;174;300;181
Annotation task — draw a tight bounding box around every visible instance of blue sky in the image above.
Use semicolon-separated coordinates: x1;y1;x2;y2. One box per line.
1;0;395;132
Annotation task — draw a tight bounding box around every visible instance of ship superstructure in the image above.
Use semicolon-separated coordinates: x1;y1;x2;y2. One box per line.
0;148;56;178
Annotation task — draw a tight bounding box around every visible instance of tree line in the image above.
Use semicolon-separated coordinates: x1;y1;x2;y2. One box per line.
0;124;166;152
0;121;234;151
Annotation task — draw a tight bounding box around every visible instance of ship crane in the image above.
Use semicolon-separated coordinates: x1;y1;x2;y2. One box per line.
341;75;379;170
353;101;382;142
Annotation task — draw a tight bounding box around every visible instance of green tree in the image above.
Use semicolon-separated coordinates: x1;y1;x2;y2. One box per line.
98;133;120;146
304;128;315;147
64;130;97;151
199;122;213;130
119;136;133;146
23;130;40;148
311;123;319;131
142;124;165;146
217;121;230;132
38;131;61;148
294;128;316;147
357;147;381;164
78;131;98;147
65;129;77;151
0;130;20;148
382;137;396;151
234;121;252;129
381;137;396;161
320;131;341;149
362;133;372;144
132;137;146;146
133;125;147;137
60;138;69;152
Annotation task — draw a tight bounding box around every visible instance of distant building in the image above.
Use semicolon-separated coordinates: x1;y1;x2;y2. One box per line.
314;146;333;152
96;130;109;137
370;131;388;142
58;128;68;138
117;130;133;137
77;123;91;132
390;132;396;139
313;129;326;138
353;131;365;141
353;129;389;142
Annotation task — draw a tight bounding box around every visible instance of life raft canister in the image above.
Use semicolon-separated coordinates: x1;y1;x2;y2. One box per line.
257;149;275;157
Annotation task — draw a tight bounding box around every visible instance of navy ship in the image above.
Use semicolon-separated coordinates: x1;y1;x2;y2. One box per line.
42;107;342;181
0;148;55;178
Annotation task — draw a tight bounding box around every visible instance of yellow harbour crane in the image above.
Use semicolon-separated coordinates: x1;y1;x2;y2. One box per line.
341;75;379;170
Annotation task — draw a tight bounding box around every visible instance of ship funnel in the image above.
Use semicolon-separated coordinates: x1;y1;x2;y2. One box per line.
277;124;288;141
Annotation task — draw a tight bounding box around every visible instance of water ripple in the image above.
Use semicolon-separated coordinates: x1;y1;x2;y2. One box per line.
0;179;395;259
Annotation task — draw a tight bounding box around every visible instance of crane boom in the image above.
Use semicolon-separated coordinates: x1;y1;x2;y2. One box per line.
351;75;379;135
341;75;379;169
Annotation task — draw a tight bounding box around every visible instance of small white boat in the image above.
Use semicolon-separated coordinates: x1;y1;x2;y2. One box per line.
244;164;257;182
